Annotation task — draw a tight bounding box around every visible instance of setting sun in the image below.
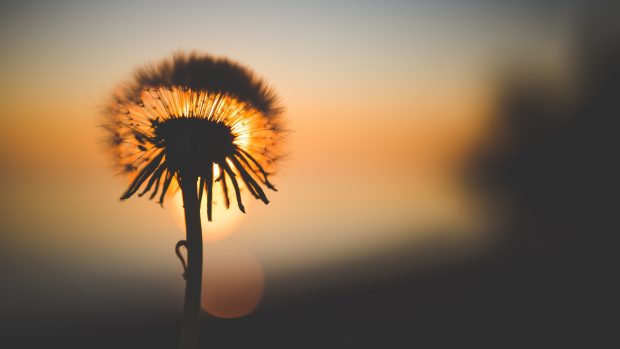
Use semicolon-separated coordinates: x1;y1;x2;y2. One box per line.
169;186;246;242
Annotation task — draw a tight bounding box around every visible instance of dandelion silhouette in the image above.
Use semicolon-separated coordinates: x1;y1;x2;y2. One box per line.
103;52;285;349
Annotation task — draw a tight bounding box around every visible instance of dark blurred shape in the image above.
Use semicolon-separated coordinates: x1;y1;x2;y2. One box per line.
463;2;620;346
473;0;619;252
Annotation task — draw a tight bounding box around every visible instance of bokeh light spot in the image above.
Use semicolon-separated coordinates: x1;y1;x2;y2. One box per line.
201;243;265;319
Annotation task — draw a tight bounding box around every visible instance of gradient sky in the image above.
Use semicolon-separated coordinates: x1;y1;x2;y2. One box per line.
0;0;574;316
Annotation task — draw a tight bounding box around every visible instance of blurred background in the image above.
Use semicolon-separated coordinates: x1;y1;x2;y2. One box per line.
1;0;618;348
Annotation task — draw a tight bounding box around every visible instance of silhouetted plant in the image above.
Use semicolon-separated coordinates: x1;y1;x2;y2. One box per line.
102;52;285;349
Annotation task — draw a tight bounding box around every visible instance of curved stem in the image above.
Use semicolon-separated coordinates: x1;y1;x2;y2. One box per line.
179;175;203;349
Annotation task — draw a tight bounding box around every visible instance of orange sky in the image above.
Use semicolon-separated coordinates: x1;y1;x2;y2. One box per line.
0;0;573;317
0;58;493;272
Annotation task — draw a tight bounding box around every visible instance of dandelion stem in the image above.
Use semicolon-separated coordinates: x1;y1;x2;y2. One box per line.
179;174;203;349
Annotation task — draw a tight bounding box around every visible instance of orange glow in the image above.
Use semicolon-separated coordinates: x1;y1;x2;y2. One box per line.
111;86;279;179
135;87;265;153
202;243;265;318
1;12;505;284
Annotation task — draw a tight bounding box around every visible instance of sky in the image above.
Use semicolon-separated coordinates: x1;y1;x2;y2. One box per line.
0;0;575;318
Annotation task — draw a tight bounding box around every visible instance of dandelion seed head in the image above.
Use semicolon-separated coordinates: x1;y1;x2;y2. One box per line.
103;52;286;220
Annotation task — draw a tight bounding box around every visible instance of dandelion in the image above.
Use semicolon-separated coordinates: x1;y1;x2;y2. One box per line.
102;52;285;349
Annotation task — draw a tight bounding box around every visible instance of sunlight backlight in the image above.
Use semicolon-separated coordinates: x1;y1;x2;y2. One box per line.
169;188;245;243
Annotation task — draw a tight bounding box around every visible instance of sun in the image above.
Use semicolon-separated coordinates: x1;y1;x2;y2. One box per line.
168;181;246;242
166;163;249;242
